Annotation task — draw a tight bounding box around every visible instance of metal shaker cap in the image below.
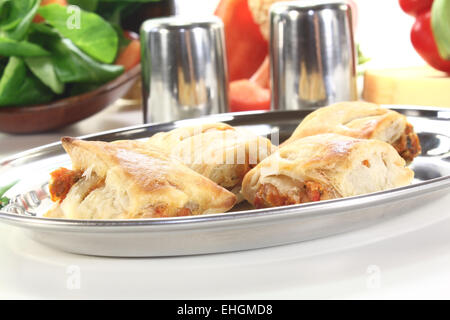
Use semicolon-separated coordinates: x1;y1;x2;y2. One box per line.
270;0;357;110
140;16;228;123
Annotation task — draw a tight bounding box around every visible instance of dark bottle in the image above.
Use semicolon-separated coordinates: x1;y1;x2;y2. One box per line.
122;0;175;33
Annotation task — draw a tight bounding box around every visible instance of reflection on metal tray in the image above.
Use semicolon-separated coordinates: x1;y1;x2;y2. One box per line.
0;106;450;257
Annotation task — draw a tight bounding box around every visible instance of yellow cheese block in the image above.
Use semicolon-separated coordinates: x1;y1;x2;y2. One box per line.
363;66;450;107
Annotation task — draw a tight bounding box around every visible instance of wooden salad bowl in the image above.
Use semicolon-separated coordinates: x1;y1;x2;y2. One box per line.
0;64;141;134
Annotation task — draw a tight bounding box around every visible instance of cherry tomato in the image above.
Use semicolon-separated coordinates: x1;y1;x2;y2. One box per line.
123;30;139;41
115;40;141;71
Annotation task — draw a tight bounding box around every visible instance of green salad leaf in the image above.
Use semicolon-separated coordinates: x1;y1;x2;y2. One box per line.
357;44;370;65
69;82;102;96
0;0;41;41
0;37;50;57
68;0;99;11
25;56;65;94
431;0;450;60
0;57;54;106
0;197;9;208
0;180;18;209
0;0;11;18
50;38;124;84
38;4;119;64
0;0;153;107
0;181;16;198
68;0;162;31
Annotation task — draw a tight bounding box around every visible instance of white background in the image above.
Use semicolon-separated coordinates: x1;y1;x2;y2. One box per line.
0;0;448;300
175;0;424;68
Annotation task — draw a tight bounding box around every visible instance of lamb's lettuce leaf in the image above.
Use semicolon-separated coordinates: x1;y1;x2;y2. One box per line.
25;56;65;94
431;0;450;60
0;57;53;107
0;37;50;57
0;0;41;41
0;181;18;209
38;4;119;63
49;38;123;84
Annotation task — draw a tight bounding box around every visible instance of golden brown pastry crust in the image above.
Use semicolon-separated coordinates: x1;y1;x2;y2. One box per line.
242;134;414;208
46;137;236;219
146;123;275;189
282;102;421;161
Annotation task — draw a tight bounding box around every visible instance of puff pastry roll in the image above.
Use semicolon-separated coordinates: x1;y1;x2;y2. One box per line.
242;134;414;209
46;137;236;219
283;102;421;162
146;123;275;192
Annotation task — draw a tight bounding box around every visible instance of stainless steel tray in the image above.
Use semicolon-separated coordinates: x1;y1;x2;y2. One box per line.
1;106;450;257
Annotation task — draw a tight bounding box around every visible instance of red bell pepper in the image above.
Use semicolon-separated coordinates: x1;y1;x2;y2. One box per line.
229;80;270;112
215;0;268;82
399;0;450;73
215;0;270;112
229;56;270;112
219;0;361;112
410;11;450;73
399;0;433;17
249;56;270;89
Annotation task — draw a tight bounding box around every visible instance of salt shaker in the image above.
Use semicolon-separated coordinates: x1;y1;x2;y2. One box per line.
270;0;357;110
140;16;229;123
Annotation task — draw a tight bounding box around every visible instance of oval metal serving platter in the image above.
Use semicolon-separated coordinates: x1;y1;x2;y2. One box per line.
1;106;450;257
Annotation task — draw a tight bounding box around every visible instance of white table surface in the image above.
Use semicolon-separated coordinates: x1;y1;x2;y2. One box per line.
1;100;450;300
1;0;450;300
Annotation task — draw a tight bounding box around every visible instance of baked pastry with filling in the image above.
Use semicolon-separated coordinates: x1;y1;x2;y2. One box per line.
46;137;236;219
282;102;421;162
242;134;414;209
146;123;275;194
